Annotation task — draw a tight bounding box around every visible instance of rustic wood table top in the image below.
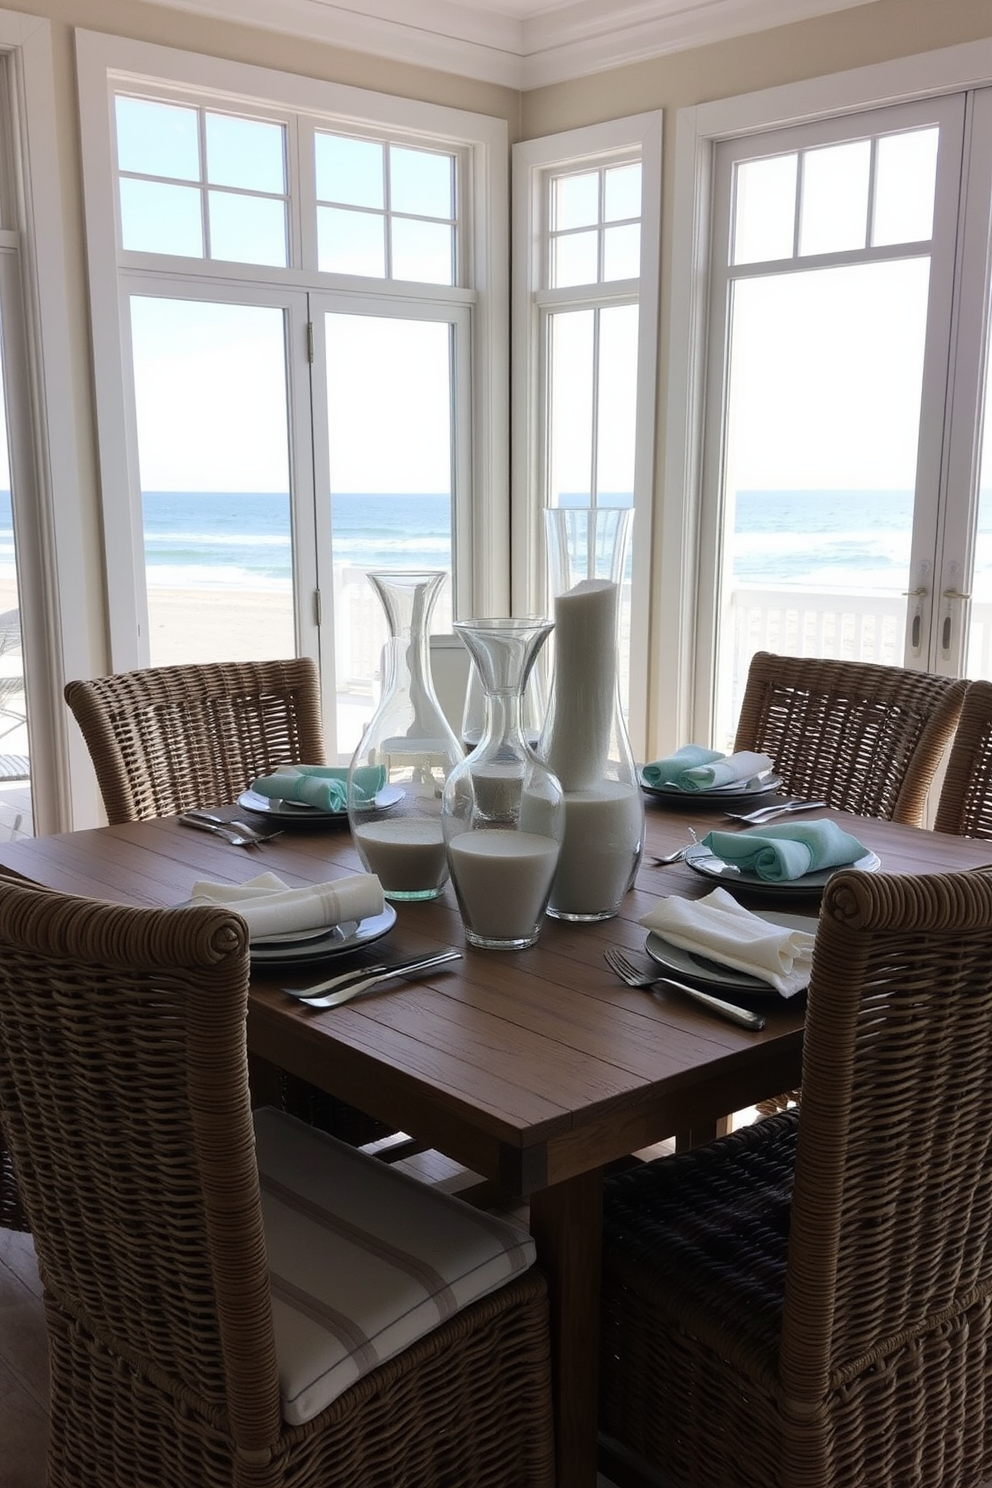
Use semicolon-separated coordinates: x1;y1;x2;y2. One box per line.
2;797;988;1487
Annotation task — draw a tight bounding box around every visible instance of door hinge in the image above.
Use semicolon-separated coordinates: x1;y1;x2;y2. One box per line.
314;589;322;626
306;321;314;363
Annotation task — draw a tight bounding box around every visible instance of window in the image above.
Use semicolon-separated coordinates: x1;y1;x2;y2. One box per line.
665;39;992;762
77;32;508;759
512;114;662;759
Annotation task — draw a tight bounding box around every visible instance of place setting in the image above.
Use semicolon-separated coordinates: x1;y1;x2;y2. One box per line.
237;762;404;827
679;815;879;897
638;743;784;807
185;867;398;967
602;883;819;1030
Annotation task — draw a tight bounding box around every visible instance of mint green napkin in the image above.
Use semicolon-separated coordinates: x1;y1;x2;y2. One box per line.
701;819;868;883
249;764;386;813
641;744;723;788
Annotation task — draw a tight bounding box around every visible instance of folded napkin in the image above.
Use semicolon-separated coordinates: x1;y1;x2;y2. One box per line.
640;886;815;997
641;745;773;791
641;744;723;787
249;764;386;813
701;819;868;883
678;749;774;791
189;870;384;941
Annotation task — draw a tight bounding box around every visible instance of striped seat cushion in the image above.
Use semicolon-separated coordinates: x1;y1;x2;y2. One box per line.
253;1107;536;1424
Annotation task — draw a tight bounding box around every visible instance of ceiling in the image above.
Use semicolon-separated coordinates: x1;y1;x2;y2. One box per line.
155;0;880;89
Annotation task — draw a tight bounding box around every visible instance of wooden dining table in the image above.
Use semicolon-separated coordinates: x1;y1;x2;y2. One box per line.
1;796;990;1488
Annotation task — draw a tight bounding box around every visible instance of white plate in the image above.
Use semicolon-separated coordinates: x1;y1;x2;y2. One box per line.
682;840;880;895
645;909;818;998
249;904;397;963
638;771;784;805
238;783;404;821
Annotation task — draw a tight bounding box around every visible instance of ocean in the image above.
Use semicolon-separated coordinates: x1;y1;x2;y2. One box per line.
1;488;990;591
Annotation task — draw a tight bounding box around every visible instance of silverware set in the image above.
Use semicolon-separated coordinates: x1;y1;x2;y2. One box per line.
652;797;828;865
179;809;281;848
281;947;462;1008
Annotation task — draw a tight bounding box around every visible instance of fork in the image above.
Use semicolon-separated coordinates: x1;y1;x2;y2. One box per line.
603;947;765;1030
724;799;827;826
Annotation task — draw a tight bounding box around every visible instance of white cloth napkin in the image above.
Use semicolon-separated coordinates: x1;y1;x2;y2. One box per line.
639;887;815;998
189;870;384;942
677;749;774;791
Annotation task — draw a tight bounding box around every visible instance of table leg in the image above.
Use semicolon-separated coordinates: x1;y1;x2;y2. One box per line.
529;1168;603;1488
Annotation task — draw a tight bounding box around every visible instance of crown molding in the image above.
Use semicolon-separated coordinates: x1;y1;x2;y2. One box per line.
136;0;882;90
521;0;882;87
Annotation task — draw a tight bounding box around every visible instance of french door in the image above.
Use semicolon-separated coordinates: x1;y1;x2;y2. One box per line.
702;88;992;748
122;281;468;761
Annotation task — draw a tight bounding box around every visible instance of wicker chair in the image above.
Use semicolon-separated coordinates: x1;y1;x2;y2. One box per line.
64;656;392;1149
735;653;966;1115
64;657;327;823
934;679;992;838
600;866;992;1488
733;652;966;827
0;874;555;1488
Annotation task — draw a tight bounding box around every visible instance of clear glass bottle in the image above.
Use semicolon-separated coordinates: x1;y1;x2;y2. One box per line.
442;618;564;949
460;647;546;753
347;571;464;902
538;506;645;920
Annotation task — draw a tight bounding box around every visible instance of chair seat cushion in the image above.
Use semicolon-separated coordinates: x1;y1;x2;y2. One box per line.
253;1107;536;1424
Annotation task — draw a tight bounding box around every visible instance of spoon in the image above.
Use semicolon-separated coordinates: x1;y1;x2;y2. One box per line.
653;827;700;865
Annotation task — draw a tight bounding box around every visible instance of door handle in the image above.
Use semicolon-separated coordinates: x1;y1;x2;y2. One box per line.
903;588;928;651
941;586;971;652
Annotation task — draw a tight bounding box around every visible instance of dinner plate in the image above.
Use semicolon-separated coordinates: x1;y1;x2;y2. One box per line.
682;840;880;895
645;909;818;998
638;770;784;805
238;783;404;822
249;904;397;963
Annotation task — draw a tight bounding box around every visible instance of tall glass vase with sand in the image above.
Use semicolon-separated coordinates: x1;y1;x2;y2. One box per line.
538;506;644;921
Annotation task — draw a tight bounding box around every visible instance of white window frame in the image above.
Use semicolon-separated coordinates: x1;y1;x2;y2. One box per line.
512;112;662;762
75;29;509;682
665;34;992;756
0;12;86;832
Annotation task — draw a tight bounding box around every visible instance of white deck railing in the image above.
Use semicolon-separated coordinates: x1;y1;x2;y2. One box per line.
720;585;992;748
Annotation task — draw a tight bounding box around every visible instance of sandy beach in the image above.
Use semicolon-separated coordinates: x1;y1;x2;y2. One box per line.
146;586;297;666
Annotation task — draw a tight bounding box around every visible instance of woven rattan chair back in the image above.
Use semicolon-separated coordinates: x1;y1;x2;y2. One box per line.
934;679;992;837
783;868;992;1399
64;657;326;823
0;877;283;1458
0;874;554;1488
733;652;966;826
601;866;992;1488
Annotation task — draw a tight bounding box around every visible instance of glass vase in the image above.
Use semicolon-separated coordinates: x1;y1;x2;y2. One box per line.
538;506;645;921
442;618;564;950
460;648;546;753
347;571;464;902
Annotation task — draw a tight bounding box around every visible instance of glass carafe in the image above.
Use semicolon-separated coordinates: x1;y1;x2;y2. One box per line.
460;649;546;753
538;506;644;920
347;571;463;901
442;619;564;950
